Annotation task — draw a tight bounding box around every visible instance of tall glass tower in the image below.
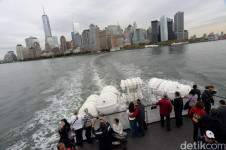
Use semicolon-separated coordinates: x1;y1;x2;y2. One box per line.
160;15;168;42
42;8;52;37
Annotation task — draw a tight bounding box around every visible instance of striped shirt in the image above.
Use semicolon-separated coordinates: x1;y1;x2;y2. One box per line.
83;113;93;127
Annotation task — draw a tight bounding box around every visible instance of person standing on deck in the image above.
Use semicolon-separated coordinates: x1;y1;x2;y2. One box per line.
171;92;183;128
193;85;201;101
217;100;226;143
127;102;138;137
156;94;172;131
71;110;83;149
129;99;145;136
184;89;198;111
83;108;93;144
201;85;215;114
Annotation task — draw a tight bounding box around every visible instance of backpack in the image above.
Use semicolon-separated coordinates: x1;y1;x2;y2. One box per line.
68;119;77;141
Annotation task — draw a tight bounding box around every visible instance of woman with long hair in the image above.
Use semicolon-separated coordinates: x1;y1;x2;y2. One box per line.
58;119;73;148
126;102;138;137
70;109;83;148
83;108;93;144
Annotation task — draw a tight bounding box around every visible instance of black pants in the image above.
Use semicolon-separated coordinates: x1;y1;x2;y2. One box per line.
175;111;183;127
160;114;170;131
193;123;204;140
75;128;83;147
204;103;211;114
85;126;93;143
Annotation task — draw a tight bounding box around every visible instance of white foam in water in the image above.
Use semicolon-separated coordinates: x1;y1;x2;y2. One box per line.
5;65;86;150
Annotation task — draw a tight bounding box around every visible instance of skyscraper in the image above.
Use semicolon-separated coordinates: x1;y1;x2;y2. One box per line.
151;20;159;43
73;23;79;34
89;24;100;51
82;29;90;51
25;37;41;48
160;15;168;42
174;11;184;40
167;18;173;40
108;25;117;35
132;29;145;44
133;21;137;30
42;8;52;37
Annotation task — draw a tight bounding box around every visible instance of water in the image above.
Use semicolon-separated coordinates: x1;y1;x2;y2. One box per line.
0;40;226;149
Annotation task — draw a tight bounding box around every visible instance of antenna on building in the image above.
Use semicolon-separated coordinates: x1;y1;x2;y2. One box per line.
42;4;45;15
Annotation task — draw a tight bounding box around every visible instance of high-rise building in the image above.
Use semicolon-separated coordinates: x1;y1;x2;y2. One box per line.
108;25;117;35
89;24;100;51
16;44;30;60
42;9;52;37
184;30;188;39
151;20;159;43
99;29;112;49
60;36;67;51
4;51;17;63
167;18;173;40
147;27;152;42
132;29;145;44
133;21;137;30
71;32;82;47
160;15;168;42
25;37;41;48
82;29;90;51
52;36;59;47
174;11;184;40
73;23;79;34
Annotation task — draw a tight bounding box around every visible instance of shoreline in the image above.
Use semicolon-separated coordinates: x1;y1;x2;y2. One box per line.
1;39;225;65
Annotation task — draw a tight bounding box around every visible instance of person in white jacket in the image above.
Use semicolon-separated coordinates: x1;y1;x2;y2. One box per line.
113;118;127;137
70;109;83;148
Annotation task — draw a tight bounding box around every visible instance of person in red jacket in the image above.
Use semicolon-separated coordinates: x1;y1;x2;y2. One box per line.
156;94;172;131
188;101;206;141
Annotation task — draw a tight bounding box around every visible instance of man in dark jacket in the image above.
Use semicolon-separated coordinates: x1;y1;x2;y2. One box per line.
198;108;223;142
92;117;113;150
171;92;183;128
193;85;201;101
136;99;145;136
202;85;215;114
217;100;226;143
156;94;172;131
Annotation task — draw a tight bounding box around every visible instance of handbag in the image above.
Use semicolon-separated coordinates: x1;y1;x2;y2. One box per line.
68;118;77;141
184;96;193;110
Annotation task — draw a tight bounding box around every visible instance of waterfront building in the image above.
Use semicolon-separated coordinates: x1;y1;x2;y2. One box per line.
25;37;41;48
45;36;55;52
174;11;184;40
151;20;160;43
184;30;188;39
89;24;100;52
60;36;67;51
16;44;30;60
73;23;79;34
71;32;82;47
190;35;196;40
123;28;132;46
147;27;152;42
52;36;59;47
160;15;168;42
82;29;90;51
42;9;52;37
132;28;145;44
4;51;17;63
167;18;173;40
133;21;137;30
99;29;112;50
108;25;117;35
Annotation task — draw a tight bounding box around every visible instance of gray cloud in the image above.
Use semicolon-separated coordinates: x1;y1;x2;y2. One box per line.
0;0;226;55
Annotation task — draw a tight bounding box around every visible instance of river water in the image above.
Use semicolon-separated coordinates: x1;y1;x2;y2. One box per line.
0;40;226;149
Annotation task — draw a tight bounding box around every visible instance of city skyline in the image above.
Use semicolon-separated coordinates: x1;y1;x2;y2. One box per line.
0;0;226;52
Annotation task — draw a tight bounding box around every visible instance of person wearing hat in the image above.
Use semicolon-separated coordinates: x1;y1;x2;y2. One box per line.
92;117;113;150
195;130;224;150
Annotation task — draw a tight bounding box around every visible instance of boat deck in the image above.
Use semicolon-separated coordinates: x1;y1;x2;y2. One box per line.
82;116;194;150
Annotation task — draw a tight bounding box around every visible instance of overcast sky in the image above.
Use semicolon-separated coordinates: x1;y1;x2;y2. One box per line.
0;0;226;58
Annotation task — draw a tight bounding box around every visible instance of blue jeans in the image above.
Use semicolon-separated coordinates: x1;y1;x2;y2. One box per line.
137;121;145;136
129;119;137;137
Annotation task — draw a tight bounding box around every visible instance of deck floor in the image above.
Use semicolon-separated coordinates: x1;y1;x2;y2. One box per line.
82;117;195;150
